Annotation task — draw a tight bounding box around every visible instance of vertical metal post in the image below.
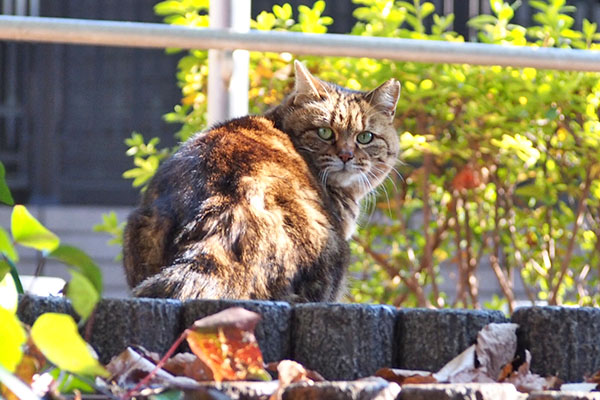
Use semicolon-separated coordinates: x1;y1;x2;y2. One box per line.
207;0;250;127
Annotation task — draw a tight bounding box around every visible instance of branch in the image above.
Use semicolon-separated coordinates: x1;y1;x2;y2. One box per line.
354;236;430;307
549;165;593;305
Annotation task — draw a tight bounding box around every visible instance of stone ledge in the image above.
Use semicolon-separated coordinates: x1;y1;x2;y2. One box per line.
512;307;600;382
16;296;600;385
395;308;508;371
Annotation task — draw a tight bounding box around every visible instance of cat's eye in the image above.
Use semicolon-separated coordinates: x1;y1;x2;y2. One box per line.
357;131;374;144
317;127;334;141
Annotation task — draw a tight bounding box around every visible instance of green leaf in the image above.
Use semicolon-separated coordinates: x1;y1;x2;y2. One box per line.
0;161;14;206
66;271;100;320
31;313;109;378
0;226;18;263
11;205;60;252
49;368;95;394
0;272;19;314
0;307;26;372
49;245;102;293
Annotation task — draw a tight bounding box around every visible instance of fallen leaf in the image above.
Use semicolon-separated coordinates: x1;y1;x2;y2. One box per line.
433;344;477;382
106;347;201;392
268;360;317;400
163;353;213;381
475;323;519;380
375;368;437;385
187;307;271;382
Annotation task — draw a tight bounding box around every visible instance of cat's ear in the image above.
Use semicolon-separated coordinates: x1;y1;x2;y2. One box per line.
365;79;401;118
293;60;328;105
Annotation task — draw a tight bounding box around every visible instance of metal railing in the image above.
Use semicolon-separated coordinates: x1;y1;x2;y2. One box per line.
1;11;600;124
1;15;600;72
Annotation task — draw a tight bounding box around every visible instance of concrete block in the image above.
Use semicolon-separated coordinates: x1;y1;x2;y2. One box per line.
187;382;279;400
395;309;508;372
283;378;400;400
398;383;526;400
17;294;77;325
292;303;397;380
183;299;292;363
512;307;600;382
88;297;183;364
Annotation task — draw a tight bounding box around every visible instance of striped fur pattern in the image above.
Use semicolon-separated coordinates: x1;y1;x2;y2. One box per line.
123;61;400;301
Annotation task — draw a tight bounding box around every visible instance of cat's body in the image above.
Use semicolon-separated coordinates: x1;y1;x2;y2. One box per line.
123;61;400;301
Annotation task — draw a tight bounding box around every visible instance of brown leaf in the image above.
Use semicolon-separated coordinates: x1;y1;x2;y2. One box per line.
475;323;519;380
268;360;318;400
503;351;558;393
106;347;201;391
434;345;477;382
376;368;437;385
187;307;271;382
163;352;214;381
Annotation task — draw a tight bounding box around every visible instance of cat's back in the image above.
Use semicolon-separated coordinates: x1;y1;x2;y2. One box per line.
124;115;345;299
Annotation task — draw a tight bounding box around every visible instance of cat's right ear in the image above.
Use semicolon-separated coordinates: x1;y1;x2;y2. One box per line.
293;60;328;105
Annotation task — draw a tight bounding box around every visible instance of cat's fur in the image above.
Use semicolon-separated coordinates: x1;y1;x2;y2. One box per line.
123;61;400;301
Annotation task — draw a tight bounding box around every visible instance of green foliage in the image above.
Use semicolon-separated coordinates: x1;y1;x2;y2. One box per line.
31;313;109;377
0;159;108;394
139;0;600;310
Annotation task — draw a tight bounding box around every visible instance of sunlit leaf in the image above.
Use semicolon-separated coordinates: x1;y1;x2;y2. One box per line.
0;227;18;263
0;307;26;372
31;313;109;378
11;206;59;252
186;307;271;382
0;272;18;314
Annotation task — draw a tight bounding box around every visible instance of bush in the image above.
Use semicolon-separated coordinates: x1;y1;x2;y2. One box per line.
119;0;600;311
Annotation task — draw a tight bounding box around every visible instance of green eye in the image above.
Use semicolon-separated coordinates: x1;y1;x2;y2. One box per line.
357;131;374;144
317;127;334;141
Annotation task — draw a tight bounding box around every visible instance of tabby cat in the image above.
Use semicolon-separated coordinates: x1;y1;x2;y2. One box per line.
123;60;400;302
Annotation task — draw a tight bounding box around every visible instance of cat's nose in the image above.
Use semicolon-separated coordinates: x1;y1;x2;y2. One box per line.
339;150;354;163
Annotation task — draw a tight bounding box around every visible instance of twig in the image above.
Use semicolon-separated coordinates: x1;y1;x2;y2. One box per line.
549;165;593;305
354;236;430;307
490;192;515;313
121;329;190;400
450;197;468;308
462;193;479;308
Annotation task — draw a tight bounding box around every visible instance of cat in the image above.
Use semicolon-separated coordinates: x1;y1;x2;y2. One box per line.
123;60;400;302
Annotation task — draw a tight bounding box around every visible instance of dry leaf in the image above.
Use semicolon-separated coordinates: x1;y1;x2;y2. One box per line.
375;368;437;385
163;352;214;381
106;347;201;391
475;323;519;380
434;345;477;382
269;360;319;400
187;307;271;382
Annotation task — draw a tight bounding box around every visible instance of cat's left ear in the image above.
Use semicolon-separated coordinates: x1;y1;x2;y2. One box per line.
365;79;401;118
293;60;329;105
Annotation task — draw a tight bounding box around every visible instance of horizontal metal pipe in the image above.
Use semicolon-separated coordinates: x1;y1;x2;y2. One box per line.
1;15;600;71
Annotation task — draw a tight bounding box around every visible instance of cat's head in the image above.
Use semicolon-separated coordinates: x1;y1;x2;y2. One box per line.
275;60;400;201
